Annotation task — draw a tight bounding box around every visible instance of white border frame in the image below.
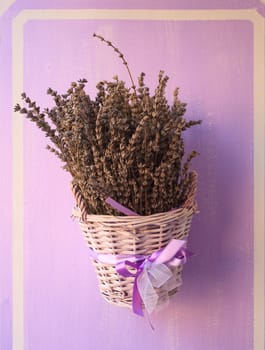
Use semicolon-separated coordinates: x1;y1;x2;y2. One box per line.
12;9;264;350
0;0;16;16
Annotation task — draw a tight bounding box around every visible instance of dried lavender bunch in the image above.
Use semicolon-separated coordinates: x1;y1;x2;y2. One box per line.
15;34;201;215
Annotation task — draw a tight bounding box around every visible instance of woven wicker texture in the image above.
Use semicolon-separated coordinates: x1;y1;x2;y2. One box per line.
72;172;197;309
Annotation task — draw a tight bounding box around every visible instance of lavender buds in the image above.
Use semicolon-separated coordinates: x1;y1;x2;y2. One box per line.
15;34;201;215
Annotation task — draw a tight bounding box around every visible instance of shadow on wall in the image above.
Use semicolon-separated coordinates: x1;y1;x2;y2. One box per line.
181;111;253;300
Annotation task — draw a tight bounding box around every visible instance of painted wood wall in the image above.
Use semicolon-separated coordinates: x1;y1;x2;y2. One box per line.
1;1;264;349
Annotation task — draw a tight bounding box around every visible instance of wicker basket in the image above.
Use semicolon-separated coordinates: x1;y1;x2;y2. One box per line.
72;172;197;309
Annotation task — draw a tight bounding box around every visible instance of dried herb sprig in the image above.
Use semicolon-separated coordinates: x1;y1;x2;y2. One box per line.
93;33;136;93
15;34;201;215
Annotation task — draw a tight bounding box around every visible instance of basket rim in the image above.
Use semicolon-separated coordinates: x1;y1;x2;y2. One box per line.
72;202;196;222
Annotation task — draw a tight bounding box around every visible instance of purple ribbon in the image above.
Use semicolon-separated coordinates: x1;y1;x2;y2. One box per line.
88;239;194;316
116;239;193;316
106;197;139;216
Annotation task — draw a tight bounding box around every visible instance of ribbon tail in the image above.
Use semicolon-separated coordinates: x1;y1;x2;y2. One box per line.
137;269;158;315
132;274;144;316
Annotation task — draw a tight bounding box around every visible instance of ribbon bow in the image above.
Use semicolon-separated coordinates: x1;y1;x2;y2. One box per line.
116;239;193;316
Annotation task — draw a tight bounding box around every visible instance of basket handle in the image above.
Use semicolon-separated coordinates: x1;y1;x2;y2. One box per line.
183;171;198;213
71;183;88;220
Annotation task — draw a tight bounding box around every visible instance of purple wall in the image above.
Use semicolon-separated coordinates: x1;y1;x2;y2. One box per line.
1;1;264;350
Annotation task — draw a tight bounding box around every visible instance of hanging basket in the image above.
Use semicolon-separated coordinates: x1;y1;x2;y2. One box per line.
72;172;198;311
